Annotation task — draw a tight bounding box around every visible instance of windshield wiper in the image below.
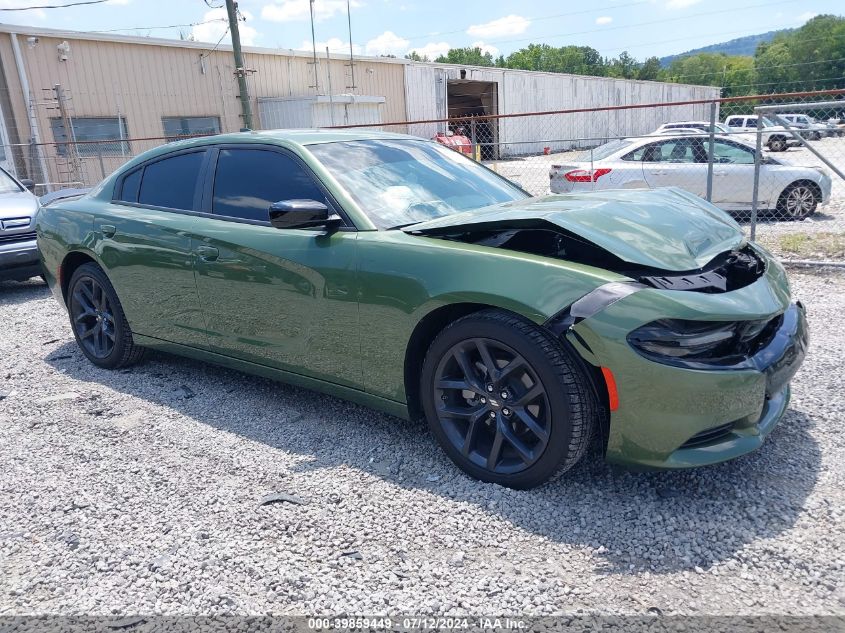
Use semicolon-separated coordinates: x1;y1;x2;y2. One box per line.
385;221;422;230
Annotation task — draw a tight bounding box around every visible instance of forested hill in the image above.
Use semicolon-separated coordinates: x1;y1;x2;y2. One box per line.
659;29;793;66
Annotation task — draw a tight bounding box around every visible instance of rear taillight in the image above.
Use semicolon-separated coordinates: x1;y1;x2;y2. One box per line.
563;168;612;183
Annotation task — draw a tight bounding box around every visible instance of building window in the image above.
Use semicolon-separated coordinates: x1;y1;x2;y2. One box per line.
50;117;130;157
162;116;221;141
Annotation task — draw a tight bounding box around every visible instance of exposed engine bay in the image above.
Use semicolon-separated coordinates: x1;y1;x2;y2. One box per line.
424;226;765;293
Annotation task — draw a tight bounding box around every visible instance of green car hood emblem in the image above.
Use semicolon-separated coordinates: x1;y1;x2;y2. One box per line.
405;187;745;272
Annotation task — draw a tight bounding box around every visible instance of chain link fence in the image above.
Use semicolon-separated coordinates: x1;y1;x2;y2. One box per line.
343;89;844;263
4;89;843;263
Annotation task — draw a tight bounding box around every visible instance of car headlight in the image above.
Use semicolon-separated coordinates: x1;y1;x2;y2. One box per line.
627;317;781;368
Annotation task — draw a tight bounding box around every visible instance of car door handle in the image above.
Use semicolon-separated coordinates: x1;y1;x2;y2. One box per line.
649;170;666;176
195;246;219;262
99;224;116;238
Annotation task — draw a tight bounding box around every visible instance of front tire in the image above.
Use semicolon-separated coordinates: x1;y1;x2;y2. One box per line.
68;263;147;369
420;309;596;489
777;182;820;220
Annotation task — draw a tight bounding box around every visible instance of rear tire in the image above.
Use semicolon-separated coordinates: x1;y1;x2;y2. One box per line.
67;263;147;369
768;136;787;152
777;182;820;220
420;309;596;489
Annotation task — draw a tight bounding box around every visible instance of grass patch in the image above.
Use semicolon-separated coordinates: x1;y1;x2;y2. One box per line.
778;232;845;260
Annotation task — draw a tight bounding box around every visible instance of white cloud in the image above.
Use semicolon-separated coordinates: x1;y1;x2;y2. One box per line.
797;11;818;22
466;14;529;39
595;16;613;25
471;41;499;57
412;41;451;59
364;30;409;56
261;0;360;23
192;8;259;47
298;37;362;55
665;0;701;8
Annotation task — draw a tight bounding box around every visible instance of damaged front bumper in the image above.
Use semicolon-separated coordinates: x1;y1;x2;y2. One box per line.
555;256;808;470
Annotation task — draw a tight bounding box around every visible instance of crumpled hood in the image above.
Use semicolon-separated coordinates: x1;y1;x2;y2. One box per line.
404;187;744;272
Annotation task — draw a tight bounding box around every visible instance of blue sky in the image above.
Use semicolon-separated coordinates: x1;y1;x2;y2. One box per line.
0;0;841;60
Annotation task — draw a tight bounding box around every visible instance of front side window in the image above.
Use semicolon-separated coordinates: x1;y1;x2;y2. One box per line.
712;140;755;165
50;117;130;157
727;118;743;127
162;116;221;142
308;139;528;228
137;151;205;210
212;149;329;222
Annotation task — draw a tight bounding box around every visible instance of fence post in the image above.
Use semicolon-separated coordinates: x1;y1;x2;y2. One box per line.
470;117;478;161
97;147;105;181
706;101;716;202
750;113;764;241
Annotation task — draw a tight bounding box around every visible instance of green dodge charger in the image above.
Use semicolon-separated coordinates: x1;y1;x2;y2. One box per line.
37;130;808;489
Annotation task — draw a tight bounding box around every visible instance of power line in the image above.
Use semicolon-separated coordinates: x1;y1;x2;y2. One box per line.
0;0;107;9
199;25;230;59
665;56;845;83
90;18;227;34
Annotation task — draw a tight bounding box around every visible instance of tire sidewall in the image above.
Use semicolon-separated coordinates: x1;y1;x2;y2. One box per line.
421;316;577;489
68;263;131;369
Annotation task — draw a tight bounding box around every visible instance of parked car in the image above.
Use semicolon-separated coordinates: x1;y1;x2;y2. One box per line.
549;135;831;218
654;121;756;145
723;115;801;151
779;114;828;140
0;167;41;283
38;130;807;489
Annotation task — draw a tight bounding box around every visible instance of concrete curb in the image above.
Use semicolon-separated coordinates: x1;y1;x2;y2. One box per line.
782;259;845;268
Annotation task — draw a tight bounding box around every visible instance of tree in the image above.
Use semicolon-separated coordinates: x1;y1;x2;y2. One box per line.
503;44;606;76
434;47;494;66
405;51;430;62
606;51;638;79
637;56;662;81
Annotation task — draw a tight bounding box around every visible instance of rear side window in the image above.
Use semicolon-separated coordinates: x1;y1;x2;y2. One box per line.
212;148;329;222
118;168;141;203
138;151;205;210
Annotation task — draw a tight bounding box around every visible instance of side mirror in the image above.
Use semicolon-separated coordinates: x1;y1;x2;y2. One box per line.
20;178;35;193
268;199;341;230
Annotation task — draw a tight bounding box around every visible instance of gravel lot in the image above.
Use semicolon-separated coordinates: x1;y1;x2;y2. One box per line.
1;270;844;617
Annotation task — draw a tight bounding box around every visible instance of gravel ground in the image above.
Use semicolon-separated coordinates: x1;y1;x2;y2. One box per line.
1;271;844;617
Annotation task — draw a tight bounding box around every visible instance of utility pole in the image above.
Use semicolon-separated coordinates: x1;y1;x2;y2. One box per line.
225;0;254;130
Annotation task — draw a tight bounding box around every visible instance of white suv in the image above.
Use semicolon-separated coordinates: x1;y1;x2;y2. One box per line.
780;114;828;140
723;115;800;152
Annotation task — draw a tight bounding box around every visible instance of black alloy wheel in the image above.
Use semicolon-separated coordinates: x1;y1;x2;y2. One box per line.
432;336;550;475
421;309;596;489
71;275;116;359
68;263;146;369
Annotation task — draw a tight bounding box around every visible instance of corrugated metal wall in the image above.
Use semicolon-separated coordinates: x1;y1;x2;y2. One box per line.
0;28;407;185
403;63;721;156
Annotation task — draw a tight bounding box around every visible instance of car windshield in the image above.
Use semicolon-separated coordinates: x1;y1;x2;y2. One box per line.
0;168;22;194
308;139;528;229
573;139;632;161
